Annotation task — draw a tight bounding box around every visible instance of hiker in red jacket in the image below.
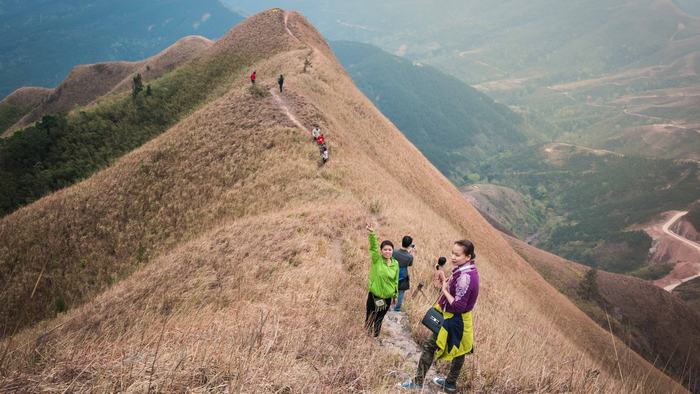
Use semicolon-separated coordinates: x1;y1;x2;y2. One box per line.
250;71;256;85
316;133;325;146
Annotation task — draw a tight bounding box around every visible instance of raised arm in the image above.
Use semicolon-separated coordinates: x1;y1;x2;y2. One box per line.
367;223;381;263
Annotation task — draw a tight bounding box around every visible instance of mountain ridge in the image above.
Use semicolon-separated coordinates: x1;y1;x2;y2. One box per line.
0;9;686;392
2;35;214;136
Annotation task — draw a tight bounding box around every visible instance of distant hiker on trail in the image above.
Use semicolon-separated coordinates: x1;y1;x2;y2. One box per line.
365;223;399;338
278;74;285;92
320;144;329;164
392;236;414;312
402;240;479;392
316;133;325;146
312;127;321;141
433;256;447;289
250;71;256;85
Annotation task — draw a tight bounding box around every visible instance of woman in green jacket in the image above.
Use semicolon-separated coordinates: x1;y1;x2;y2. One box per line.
365;223;399;337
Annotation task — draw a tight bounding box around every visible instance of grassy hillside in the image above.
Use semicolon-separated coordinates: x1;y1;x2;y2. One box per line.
332;41;527;182
675;276;700;316
0;103;30;137
0;40;245;217
508;235;700;392
4;36;214;135
462;183;548;239
0;10;684;392
0;87;53;136
0;0;243;97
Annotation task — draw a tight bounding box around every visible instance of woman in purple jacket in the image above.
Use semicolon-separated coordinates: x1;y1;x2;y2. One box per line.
401;240;479;392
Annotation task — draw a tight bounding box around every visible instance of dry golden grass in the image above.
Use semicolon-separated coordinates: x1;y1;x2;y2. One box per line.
1;87;53;108
6;36;213;134
106;36;214;96
507;235;700;392
0;9;689;393
0;87;54;137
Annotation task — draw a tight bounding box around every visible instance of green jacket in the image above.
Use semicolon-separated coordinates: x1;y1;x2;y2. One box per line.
367;232;399;299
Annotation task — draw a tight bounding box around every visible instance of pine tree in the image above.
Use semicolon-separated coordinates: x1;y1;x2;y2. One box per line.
132;73;144;98
579;268;600;301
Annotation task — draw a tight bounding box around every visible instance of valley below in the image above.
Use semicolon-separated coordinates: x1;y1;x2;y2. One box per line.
644;211;700;291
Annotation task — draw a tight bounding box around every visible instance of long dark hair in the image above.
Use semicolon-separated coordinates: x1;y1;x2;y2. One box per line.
455;240;475;259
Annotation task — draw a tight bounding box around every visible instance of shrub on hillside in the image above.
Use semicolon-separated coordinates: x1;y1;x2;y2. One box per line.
249;84;270;98
629;263;674;281
578;268;600;300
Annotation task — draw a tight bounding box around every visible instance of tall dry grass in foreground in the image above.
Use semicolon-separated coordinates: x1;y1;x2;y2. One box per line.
0;9;688;393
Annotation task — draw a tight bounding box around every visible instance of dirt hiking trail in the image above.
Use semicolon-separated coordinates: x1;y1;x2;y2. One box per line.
270;89;307;133
381;311;444;392
269;91;445;391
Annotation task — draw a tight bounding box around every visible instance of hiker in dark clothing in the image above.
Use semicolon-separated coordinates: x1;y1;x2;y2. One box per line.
401;240;479;392
365;223;398;337
320;144;329;164
250;71;256;85
278;74;284;92
393;236;414;312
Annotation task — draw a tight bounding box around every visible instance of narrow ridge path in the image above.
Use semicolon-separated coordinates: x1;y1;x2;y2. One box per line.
283;11;300;42
270;89;307;134
381;311;440;392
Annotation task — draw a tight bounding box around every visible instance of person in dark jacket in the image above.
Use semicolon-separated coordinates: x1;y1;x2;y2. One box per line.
392;235;414;312
278;74;284;92
320;144;329;164
401;240;479;392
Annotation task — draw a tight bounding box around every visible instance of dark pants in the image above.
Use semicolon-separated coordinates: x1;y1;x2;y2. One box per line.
365;292;391;337
415;332;465;386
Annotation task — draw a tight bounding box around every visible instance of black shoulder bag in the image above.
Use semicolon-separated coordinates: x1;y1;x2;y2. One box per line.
421;294;444;334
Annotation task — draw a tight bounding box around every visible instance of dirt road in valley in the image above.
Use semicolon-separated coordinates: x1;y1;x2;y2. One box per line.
663;212;700;252
656;211;700;291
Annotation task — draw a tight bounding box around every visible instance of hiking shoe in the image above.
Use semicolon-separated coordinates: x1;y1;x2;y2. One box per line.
432;377;457;392
399;379;422;390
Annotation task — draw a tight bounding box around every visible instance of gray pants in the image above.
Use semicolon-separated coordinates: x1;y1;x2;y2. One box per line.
415;333;465;386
